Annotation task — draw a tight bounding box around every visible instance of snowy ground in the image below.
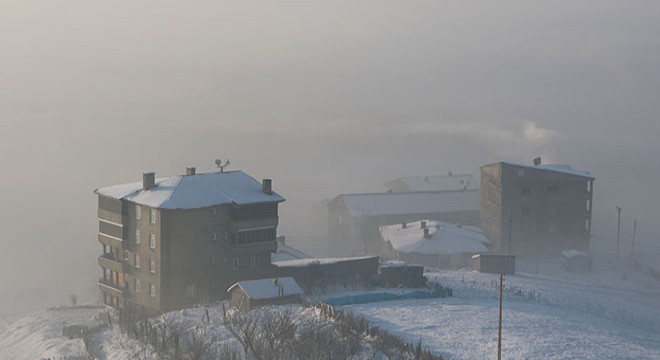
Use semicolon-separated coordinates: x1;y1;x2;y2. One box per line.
0;305;105;360
3;259;660;359
346;268;660;360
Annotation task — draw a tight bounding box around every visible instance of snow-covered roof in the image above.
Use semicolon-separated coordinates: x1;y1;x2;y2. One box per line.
498;162;594;180
384;174;478;192
272;256;378;268
271;241;311;262
333;191;479;217
227;277;303;299
381;220;489;255
95;171;285;209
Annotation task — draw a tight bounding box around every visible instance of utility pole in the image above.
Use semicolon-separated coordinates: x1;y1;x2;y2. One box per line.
497;272;504;360
616;206;622;261
630;219;637;258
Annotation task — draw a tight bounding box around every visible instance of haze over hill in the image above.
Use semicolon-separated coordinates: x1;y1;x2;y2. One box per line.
2;0;660;317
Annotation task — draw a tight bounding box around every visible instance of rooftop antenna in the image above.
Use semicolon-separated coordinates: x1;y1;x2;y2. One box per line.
215;158;230;173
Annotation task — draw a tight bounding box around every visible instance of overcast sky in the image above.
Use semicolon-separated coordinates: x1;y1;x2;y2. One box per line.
1;0;659;317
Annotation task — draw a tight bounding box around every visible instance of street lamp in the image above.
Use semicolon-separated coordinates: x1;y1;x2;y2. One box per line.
616;206;622;261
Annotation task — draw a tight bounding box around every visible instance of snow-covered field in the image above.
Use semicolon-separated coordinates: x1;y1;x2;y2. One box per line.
347;269;660;359
2;264;659;359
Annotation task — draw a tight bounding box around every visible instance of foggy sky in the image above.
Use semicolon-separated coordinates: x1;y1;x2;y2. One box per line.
2;0;660;317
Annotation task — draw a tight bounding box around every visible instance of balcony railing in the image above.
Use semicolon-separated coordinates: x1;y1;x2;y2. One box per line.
98;278;126;298
98;253;131;273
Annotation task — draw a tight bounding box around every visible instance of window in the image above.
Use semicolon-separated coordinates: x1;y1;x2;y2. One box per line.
134;254;140;268
149;258;156;273
149;283;156;297
210;280;216;289
135;229;141;244
211;232;218;242
135;279;141;292
249;253;257;267
135;204;141;220
232;257;239;270
211;207;217;216
149;234;157;249
185;284;197;298
521;187;531;196
124;250;129;261
235;228;276;246
210;256;217;265
150;209;157;224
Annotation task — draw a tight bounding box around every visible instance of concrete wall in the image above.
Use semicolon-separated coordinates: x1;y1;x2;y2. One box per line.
481;163;593;255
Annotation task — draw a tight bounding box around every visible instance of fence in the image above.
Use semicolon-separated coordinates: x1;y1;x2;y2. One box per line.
323;286;452;306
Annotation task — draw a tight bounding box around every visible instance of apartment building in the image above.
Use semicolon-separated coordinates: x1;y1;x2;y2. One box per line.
95;167;285;313
480;159;594;255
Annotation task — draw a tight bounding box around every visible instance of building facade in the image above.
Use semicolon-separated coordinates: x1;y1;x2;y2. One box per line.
480;160;594;255
95;168;285;313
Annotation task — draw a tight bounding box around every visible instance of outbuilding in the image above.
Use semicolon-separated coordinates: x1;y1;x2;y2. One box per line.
561;250;592;273
472;253;516;274
227;277;303;311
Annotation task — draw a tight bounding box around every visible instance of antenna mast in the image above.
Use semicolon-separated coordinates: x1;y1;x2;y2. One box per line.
215;158;231;173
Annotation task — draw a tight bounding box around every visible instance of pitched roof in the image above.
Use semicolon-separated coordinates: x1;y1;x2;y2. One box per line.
95;171;285;209
380;220;489;255
384;174;478;192
332;190;479;217
272;255;378;268
227;277;303;299
271;241;311;262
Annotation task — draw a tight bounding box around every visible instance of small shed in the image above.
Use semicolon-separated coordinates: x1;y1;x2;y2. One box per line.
472;254;516;274
561;250;592;273
379;262;425;288
227;277;303;311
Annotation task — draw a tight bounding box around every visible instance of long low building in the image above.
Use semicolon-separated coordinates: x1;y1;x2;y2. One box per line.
328;190;480;255
273;256;380;294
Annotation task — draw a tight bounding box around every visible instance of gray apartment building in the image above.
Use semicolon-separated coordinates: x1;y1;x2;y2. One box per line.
95;168;285;313
480;160;594;255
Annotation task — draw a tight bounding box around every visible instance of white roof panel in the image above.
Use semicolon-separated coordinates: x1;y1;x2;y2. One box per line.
381;220;489;255
95;171;285;209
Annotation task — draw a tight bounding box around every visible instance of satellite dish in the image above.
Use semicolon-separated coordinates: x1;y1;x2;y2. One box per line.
215;158;230;172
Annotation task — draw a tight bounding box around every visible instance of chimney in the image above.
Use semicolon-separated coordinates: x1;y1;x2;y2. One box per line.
533;157;542;166
423;228;431;238
143;172;155;191
421;221;427;229
402;222;407;229
185;167;196;176
277;235;286;245
262;179;272;195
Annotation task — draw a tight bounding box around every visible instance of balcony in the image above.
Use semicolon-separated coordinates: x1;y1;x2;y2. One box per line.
98;253;131;273
98;233;123;248
233;217;279;231
98;278;126;298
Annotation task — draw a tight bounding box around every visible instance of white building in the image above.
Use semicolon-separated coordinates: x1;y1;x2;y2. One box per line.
380;220;489;269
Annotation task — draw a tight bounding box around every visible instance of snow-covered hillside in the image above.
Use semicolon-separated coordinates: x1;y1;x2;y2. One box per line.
2;266;659;359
